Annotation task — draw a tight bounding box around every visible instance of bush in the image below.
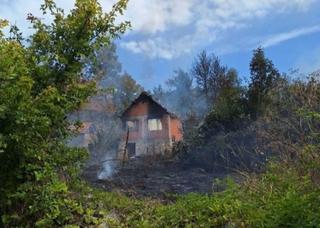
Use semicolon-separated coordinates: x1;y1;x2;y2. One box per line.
0;1;130;226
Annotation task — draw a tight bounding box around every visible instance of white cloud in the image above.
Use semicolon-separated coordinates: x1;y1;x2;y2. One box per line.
121;39;175;59
120;36;195;59
0;0;318;59
122;0;315;35
118;0;195;34
261;25;320;47
119;0;317;59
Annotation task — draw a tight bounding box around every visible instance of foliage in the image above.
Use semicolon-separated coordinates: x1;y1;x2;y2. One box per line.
191;50;212;102
116;72;144;111
165;69;195;119
97;96;320;226
95;50;320;228
89;72;320;227
90;43;144;113
152;69;206;138
247;47;281;118
191;50;228;107
89;43;122;82
2;1;320;227
211;68;246;121
150;158;320;228
0;0;130;226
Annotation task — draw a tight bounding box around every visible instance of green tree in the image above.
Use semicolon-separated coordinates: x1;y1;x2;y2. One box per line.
213;68;245;120
247;47;281;118
117;72;143;110
166;69;195;119
152;84;166;103
0;0;129;226
88;42;122;83
192;50;227;107
88;43;143;113
192;50;211;103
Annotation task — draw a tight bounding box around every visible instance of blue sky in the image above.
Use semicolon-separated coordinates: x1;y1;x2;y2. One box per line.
1;0;320;89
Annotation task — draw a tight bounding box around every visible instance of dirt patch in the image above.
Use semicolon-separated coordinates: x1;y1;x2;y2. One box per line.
83;157;236;199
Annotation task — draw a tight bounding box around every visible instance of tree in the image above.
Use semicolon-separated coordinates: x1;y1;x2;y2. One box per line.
166;69;194;119
213;68;245;120
247;47;281;117
192;51;211;102
152;85;166;104
209;54;228;102
192;50;227;107
89;42;122;83
87;42;143;113
116;72;143;111
0;0;130;226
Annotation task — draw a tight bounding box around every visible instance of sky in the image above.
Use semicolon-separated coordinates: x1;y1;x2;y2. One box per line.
1;0;320;89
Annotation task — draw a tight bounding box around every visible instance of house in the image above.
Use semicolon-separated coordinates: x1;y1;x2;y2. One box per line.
68;122;97;148
119;92;183;158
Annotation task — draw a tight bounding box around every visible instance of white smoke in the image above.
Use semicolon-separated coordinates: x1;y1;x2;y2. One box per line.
97;157;117;180
97;162;112;179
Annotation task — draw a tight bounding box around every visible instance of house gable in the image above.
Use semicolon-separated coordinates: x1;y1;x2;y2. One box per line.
121;92;176;119
119;92;183;158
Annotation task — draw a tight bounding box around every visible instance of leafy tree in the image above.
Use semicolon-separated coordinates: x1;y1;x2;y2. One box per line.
247;47;281;118
152;69;206;120
192;51;211;102
213;68;245;120
192;50;227;107
116;72;143;111
166;69;195;119
88;43;143;113
152;84;166;104
209;55;228;101
167;69;193;93
88;42;122;83
0;0;130;226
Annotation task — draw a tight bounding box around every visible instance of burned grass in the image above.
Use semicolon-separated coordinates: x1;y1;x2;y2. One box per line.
83;157;236;200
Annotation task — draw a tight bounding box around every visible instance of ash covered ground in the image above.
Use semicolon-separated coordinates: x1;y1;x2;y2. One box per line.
83;157;237;199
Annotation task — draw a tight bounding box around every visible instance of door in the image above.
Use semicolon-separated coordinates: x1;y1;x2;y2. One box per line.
127;143;136;158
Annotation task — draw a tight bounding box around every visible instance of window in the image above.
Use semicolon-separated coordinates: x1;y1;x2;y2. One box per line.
148;119;162;131
125;120;139;131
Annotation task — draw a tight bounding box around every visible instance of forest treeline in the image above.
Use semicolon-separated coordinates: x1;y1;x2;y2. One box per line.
151;46;318;174
1;0;320;227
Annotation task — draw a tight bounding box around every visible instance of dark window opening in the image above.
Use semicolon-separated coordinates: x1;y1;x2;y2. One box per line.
127;143;136;158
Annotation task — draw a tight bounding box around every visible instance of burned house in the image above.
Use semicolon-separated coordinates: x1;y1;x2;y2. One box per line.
119;92;183;158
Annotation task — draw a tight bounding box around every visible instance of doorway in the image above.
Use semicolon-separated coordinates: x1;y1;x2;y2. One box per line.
127;143;136;158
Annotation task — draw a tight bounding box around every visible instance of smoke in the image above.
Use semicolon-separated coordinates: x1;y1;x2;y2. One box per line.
98;162;113;179
67;91;123;179
152;70;209;125
66;43;145;181
97;156;117;180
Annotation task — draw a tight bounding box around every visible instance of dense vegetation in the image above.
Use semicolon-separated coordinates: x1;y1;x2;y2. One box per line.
1;0;320;227
0;0;130;226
